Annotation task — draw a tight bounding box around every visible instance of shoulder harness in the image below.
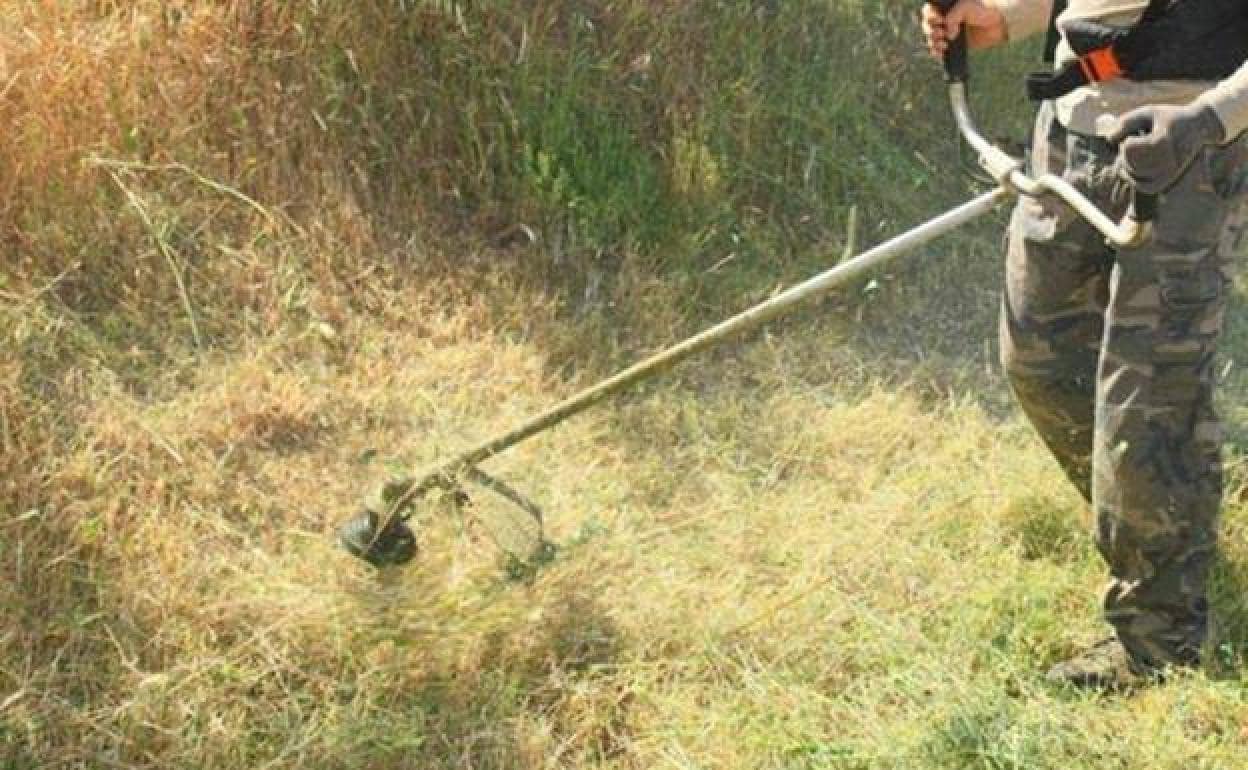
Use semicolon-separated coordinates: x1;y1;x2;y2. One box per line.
1027;0;1248;101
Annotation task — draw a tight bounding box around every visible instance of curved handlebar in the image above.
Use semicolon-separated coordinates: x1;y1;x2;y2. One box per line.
946;83;1154;247
1127;188;1159;225
926;1;1154;246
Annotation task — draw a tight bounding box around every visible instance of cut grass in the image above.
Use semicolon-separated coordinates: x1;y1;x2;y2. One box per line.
8;268;1248;767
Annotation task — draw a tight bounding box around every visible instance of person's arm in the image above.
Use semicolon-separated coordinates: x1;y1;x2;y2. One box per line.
988;0;1053;43
1195;62;1248;142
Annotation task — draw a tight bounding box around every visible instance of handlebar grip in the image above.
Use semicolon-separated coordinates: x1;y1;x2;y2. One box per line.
932;0;969;83
1129;190;1158;224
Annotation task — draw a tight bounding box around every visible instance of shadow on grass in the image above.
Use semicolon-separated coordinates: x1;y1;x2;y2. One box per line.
339;587;629;769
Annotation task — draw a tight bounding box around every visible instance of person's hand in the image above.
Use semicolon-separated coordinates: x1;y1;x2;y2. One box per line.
1107;103;1226;194
920;0;1008;58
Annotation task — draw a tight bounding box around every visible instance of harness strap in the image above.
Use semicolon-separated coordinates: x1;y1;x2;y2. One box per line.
1042;0;1068;64
1027;0;1248;102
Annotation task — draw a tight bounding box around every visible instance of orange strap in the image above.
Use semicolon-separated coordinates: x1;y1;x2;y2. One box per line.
1078;47;1125;83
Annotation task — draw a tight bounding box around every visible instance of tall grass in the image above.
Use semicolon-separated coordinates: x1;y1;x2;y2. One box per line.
2;1;1015;289
7;2;1248;768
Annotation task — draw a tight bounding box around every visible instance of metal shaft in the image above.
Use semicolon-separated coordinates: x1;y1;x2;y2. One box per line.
379;186;1011;512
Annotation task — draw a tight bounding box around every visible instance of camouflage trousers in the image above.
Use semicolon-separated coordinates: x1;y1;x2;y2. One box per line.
1001;101;1248;670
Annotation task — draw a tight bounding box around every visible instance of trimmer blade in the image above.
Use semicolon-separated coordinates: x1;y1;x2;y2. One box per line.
338;509;418;568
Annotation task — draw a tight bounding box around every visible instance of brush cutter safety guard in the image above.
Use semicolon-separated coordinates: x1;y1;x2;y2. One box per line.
338;9;1157;569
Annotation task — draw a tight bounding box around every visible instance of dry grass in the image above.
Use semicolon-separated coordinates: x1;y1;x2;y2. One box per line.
9;281;1248;767
6;2;1248;769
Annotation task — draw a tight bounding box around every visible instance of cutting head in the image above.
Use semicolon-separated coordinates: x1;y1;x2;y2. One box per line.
339;466;551;574
338;509;418;567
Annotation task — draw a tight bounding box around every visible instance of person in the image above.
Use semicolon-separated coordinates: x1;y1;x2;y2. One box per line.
921;0;1248;690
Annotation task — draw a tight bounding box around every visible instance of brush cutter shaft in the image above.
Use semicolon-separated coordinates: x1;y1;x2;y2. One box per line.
378;186;1012;512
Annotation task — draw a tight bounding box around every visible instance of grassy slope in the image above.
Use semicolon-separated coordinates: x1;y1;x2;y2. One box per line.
5;1;1248;768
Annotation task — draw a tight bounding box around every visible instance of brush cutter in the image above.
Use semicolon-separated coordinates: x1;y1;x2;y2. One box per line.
339;2;1157;569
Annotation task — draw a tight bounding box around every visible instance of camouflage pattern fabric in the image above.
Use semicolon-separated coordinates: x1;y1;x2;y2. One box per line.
1001;101;1248;671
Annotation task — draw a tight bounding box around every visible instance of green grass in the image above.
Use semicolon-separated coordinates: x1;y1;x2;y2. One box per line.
6;1;1248;768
